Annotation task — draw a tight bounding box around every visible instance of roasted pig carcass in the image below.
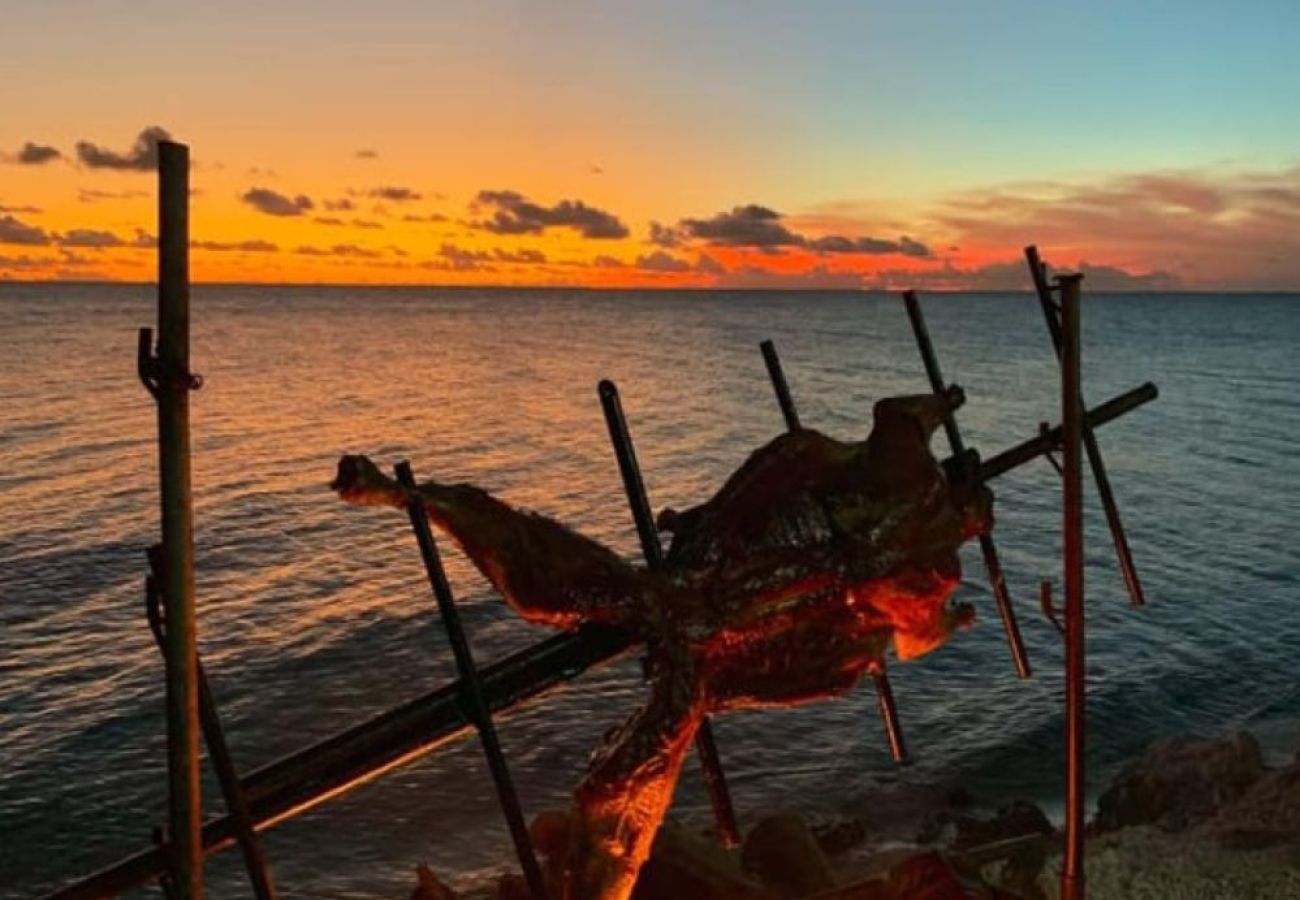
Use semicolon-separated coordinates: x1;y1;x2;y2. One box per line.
334;387;988;900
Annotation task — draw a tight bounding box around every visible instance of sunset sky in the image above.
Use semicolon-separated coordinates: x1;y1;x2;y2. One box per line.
3;0;1299;289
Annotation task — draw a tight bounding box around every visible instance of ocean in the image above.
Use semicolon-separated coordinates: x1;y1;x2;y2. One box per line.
2;284;1297;898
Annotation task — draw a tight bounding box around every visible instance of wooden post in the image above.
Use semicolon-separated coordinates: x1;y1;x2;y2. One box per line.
1058;274;1086;900
151;139;203;898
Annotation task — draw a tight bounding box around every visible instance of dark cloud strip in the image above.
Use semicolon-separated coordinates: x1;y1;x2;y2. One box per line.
242;187;314;217
10;142;63;165
679;204;931;257
76;127;172;171
472;190;629;239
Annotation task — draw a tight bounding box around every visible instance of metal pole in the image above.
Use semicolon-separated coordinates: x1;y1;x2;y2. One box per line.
757;339;910;763
597;380;742;847
395;462;549;900
144;552;278;900
153;139;203;898
1026;246;1144;607
900;292;1031;678
1058;274;1086;900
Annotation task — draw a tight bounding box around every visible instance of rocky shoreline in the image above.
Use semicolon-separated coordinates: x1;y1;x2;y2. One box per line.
411;730;1300;899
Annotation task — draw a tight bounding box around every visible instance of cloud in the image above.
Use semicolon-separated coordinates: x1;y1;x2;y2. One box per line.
78;188;149;203
324;198;356;212
635;250;692;273
294;243;383;259
0;215;51;246
472;190;629;239
76;126;171;171
676;204;931;259
807;234;932;258
695;253;725;276
437;243;547;269
59;229;125;248
5;142;63;165
0;203;42;214
352;218;384;229
368;186;421;202
402;212;449;223
242;187;314;216
192;239;279;253
355;149;378;159
931;163;1300;290
860;257;1179;292
679;204;803;248
593;254;624;268
647;221;683;248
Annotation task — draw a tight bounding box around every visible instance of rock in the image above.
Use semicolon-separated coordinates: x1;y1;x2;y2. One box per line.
1094;731;1265;833
819;852;1028;900
809;814;869;856
1206;761;1300;850
740;813;836;897
633;819;773;900
409;864;457;900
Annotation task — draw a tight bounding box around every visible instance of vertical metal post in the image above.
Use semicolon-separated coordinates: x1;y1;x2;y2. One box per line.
597;380;742;848
899;294;1032;678
154;139;203;899
1026;246;1145;607
1059;274;1086;900
757;340;910;764
395;462;549;900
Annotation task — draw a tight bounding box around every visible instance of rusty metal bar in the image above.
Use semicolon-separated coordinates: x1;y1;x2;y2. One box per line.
149;138;203;899
901;291;1031;679
395;461;549;899
597;379;741;847
1058;274;1086;900
757;339;910;764
1026;246;1145;607
979;383;1155;481
144;550;278;900
759;339;802;431
38;386;1154;899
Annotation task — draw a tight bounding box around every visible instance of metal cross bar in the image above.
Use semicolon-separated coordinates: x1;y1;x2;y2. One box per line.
756;339;909;764
144;549;279;900
901;292;1032;679
597;379;742;847
1026;245;1146;607
395;461;549;900
38;385;1156;900
1057;275;1088;900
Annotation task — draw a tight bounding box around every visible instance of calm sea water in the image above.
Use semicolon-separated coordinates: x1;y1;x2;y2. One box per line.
1;284;1297;898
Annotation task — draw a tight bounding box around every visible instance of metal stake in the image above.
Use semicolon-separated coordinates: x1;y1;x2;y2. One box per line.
597;380;742;848
395;462;549;900
1058;274;1086;900
145;550;278;900
757;340;910;764
900;293;1031;678
1026;246;1145;607
141;139;203;899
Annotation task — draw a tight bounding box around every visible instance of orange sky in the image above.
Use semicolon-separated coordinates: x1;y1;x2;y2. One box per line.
3;3;1300;290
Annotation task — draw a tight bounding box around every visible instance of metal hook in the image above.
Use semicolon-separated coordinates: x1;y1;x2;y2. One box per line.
1040;580;1065;639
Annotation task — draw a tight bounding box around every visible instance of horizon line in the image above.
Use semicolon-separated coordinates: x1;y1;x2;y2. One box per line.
3;279;1299;296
